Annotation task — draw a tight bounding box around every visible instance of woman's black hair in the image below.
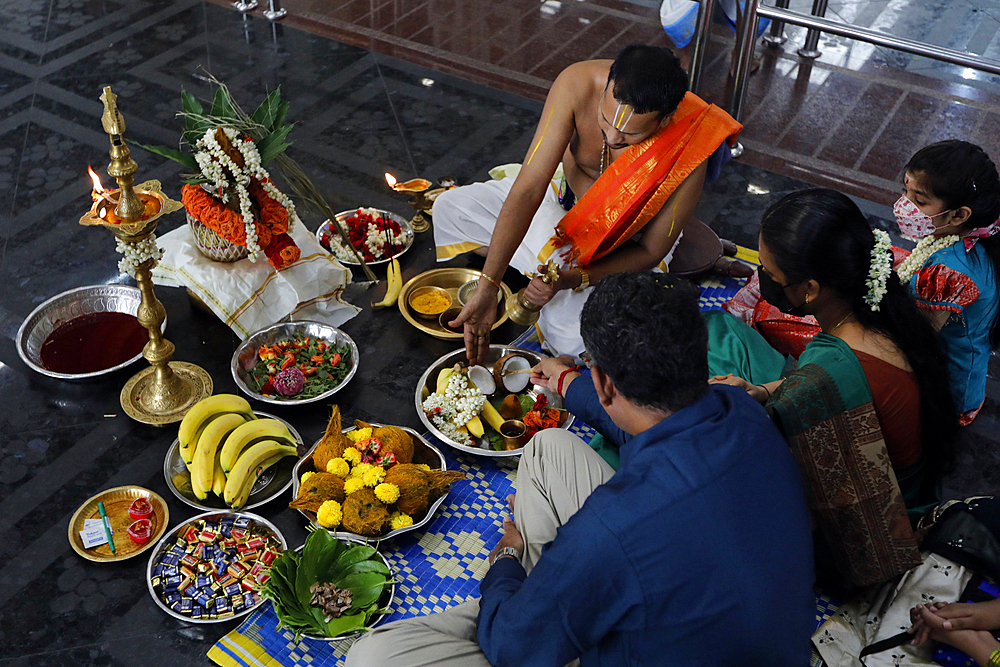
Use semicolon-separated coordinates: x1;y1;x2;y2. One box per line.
760;188;957;475
906;140;1000;346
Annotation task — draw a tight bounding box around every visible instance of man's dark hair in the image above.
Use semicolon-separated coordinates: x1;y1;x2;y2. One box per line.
607;44;688;116
580;272;707;413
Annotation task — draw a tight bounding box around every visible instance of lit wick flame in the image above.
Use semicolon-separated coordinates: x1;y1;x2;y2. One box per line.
384;172;397;190
88;165;106;197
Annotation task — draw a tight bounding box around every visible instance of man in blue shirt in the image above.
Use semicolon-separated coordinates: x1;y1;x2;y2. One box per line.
347;272;815;667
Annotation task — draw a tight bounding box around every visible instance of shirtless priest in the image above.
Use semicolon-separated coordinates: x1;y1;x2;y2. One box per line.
433;44;741;361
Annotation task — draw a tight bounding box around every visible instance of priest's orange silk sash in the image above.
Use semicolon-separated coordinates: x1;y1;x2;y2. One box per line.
542;92;742;267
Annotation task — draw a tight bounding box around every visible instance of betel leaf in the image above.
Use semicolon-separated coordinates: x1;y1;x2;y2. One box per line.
325;612;367;637
250;88;282;132
209;85;234;120
348;581;393;612
336;559;390;578
332;544;377;571
131;142;200;171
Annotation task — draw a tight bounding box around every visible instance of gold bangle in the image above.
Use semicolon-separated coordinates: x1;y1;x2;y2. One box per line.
479;272;502;291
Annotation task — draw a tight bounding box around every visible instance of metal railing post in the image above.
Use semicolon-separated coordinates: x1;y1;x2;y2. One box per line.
728;0;759;124
233;0;258;11
762;0;790;46
688;0;716;97
797;0;830;58
263;0;287;20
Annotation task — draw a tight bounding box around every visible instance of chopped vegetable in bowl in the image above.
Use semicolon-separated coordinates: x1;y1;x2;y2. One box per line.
250;334;352;400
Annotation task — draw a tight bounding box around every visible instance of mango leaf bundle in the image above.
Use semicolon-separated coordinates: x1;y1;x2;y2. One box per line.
261;529;392;638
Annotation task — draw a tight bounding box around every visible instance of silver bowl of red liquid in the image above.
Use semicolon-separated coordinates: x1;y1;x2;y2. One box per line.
17;284;165;381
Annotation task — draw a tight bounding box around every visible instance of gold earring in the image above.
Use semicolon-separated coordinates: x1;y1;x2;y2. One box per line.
804;294;811;305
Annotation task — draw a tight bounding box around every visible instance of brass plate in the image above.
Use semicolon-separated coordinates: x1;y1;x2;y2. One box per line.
398;268;511;340
68;486;170;562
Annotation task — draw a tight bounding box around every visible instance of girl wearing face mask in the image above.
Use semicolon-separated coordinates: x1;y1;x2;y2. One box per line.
705;188;957;586
894;140;1000;425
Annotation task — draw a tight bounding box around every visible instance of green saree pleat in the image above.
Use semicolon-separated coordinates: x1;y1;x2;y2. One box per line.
703;311;785;384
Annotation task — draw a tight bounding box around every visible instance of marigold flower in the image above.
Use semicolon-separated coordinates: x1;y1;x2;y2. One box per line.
416;464;431;471
390;511;414;530
316;500;343;528
374;482;399;504
300;471;316;486
343;477;365;495
347;428;372;443
342;447;362;465
326;457;350;479
362;465;386;488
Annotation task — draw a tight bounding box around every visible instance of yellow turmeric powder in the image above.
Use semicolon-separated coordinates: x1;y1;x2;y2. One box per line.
411;291;450;314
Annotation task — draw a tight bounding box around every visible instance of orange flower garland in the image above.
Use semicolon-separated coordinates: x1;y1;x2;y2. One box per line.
183;181;299;269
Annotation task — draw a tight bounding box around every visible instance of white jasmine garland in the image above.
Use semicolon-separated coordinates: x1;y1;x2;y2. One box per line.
193;127;294;262
863;229;892;311
116;235;163;277
421;372;486;446
895;234;961;285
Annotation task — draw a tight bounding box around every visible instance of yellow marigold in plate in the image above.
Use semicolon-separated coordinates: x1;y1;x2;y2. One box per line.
374;482;400;504
317;500;343;528
416;464;431;471
362;465;386;487
300;471;316;485
343;477;365;495
347;428;372;443
343;447;362;465
349;462;373;480
390;511;413;530
326;457;350;478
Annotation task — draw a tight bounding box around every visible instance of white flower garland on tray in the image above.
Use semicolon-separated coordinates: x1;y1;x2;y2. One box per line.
194;127;296;262
863;229;892;311
895;234;961;285
421;372;486;446
116;235;163;277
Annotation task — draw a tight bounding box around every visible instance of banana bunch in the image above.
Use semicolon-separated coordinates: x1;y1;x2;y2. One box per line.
371;258;402;308
177;394;299;509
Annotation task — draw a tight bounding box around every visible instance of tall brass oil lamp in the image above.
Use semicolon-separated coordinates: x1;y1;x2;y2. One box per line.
384;173;439;233
79;87;213;425
507;260;560;327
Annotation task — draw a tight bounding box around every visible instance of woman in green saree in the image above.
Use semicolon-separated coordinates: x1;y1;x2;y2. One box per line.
709;188;958;587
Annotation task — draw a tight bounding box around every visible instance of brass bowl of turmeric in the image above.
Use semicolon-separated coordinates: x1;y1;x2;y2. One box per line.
408;286;452;319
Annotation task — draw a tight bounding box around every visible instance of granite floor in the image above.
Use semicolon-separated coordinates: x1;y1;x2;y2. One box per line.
2;0;1000;665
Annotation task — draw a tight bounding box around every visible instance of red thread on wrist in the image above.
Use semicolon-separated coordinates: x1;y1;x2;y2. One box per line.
557;366;583;396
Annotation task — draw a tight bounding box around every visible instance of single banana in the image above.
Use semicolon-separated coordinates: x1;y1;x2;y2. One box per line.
480;401;505;432
220;418;295;472
191;413;248;500
225;440;298;507
178;394;254;463
371;258;402;308
436;367;455;395
226;450;289;510
466;415;484;438
212;452;227;498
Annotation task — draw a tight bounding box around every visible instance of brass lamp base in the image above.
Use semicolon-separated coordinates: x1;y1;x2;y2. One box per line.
410;212;430;233
120;361;213;425
507;290;541;327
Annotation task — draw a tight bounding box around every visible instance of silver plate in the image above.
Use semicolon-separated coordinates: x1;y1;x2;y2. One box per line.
16;284;166;381
291;424;450;540
231;321;359;405
145;510;287;624
316;209;414;266
163;411;304;512
415;345;575;457
290;538;396;641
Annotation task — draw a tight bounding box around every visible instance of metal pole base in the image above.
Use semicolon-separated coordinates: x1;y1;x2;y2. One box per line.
263;8;287;19
763;33;787;46
233;0;258;11
797;48;822;58
731;142;745;159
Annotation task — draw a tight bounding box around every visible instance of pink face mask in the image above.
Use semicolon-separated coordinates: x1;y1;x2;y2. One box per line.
893;195;951;241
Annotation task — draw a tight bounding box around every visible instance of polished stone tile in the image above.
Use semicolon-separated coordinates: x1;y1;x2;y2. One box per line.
859;91;940;181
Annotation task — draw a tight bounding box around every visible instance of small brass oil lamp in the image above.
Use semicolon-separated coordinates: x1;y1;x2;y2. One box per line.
506;260;560;327
79;86;213;425
384;172;440;233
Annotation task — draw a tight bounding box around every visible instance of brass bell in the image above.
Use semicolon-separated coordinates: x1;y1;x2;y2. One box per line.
506;260;560;327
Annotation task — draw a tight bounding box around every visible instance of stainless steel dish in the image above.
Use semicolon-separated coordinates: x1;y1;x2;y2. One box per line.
163;411;304;511
293;538;396;641
316;209;413;266
17;284;166;381
231;321;359;405
145;511;287;624
291;424;449;540
415;345;574;457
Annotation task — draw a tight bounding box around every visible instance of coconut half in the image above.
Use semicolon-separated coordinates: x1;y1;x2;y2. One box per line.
493;353;532;393
467;365;497;395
